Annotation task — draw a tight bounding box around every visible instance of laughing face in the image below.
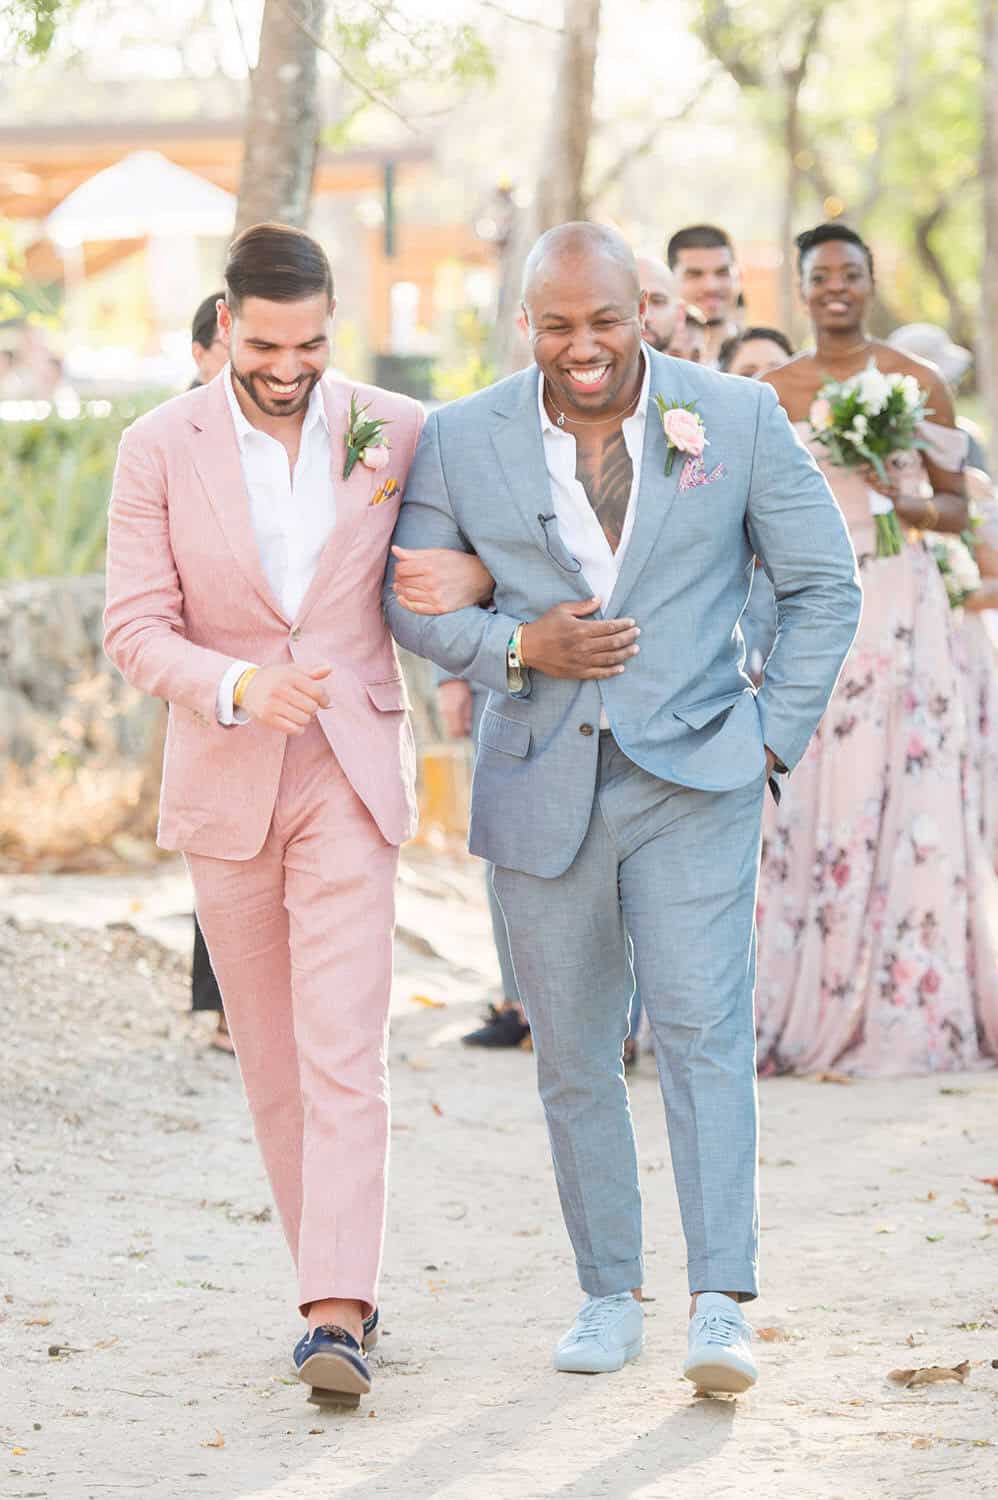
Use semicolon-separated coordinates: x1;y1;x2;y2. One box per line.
523;251;646;423
218;292;333;420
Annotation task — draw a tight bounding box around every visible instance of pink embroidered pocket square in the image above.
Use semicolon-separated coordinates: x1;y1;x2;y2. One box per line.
679;456;726;492
371;477;400;506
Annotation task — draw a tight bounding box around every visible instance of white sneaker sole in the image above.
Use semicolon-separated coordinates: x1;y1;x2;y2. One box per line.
683;1356;756;1394
554;1334;644;1374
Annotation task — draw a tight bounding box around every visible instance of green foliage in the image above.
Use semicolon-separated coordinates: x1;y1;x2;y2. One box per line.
0;400;162;579
0;0;70;56
431;311;496;403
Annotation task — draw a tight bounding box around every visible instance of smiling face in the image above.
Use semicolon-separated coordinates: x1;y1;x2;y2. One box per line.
523;248;646;420
727;336;790;380
800;239;872;337
672;245;739;327
218;292;333;420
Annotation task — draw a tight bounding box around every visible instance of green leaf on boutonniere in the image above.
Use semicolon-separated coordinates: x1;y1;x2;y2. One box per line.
343;392;391;480
654;394;704;478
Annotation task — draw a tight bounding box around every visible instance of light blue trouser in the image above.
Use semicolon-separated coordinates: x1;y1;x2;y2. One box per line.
471;686;520;1004
493;734;764;1300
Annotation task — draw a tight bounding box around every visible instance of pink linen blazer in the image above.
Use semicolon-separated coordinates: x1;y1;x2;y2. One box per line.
104;371;424;858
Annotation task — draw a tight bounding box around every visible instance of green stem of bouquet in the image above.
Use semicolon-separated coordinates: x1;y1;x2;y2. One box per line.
665;447;676;477
874;509;904;558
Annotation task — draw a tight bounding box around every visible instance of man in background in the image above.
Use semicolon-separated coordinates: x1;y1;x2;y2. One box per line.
666;224;743;367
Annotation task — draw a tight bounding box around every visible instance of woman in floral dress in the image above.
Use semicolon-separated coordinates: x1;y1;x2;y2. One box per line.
754;223;998;1076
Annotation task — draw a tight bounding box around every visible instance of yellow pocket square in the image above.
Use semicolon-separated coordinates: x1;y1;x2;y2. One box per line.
371;478;400;506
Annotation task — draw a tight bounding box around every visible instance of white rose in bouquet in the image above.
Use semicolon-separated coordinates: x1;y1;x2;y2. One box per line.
899;374;922;411
856;366;890;413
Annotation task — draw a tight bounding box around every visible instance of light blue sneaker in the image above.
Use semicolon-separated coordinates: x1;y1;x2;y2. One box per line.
554;1293;644;1374
683;1292;757;1393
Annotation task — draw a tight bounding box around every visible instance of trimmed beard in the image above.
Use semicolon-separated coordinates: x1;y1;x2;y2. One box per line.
231;363;320;418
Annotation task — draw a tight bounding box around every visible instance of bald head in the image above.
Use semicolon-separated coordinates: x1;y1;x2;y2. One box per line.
521;221;646;424
635;256;680;352
521;222;641;306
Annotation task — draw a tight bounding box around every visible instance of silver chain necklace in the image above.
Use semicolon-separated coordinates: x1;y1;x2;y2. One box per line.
544;379;640;429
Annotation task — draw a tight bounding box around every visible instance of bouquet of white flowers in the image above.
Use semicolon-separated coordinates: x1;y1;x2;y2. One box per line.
930;532;981;609
809;360;931;558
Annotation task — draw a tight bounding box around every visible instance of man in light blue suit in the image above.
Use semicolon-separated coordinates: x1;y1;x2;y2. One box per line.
385;224;860;1394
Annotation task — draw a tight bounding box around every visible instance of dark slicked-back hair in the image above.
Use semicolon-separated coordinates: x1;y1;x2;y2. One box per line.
666;224;734;269
191;290;224;348
224;222;334;313
718;325;794;371
796;222;874;278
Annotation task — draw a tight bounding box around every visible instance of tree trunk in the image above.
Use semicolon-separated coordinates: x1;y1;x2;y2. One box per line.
780;81;800;340
981;0;998;429
234;0;324;232
493;0;601;373
533;0;601;230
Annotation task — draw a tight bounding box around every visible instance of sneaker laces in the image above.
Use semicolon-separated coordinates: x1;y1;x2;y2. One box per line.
693;1308;749;1348
569;1295;633;1343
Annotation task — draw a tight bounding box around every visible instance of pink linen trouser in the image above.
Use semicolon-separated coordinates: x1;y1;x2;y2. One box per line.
186;722;398;1317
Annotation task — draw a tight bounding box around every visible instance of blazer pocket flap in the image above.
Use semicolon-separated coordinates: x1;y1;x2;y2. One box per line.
478;707;531;758
366;677;409;712
673;690;749;730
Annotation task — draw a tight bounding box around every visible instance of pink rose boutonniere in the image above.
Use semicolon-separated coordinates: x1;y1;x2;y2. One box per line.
343;392;392;480
654;395;708;477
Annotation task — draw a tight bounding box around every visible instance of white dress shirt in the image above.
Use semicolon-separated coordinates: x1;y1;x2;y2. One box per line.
216;364;335;724
537;350;650;725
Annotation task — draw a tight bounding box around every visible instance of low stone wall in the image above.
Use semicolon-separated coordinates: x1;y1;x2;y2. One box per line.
0;575;444;868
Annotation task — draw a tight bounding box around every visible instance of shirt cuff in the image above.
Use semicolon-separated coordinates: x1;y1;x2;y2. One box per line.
217;659;256;726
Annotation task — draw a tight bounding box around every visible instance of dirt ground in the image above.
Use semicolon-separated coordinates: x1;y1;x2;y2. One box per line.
2;848;997;1500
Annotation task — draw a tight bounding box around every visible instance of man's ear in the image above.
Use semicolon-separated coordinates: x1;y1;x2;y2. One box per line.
216;299;233;345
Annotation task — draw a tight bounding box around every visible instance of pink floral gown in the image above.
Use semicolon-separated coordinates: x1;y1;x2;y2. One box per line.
755;424;998;1076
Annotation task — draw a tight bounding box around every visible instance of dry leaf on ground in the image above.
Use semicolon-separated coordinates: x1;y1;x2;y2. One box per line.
200;1430;225;1449
410;993;446;1009
756;1326;798;1343
814;1071;852;1084
977;1178;998;1192
888;1361;970;1388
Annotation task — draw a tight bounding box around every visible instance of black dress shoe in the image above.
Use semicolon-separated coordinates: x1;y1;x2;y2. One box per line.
293;1324;371;1401
462;1004;531;1048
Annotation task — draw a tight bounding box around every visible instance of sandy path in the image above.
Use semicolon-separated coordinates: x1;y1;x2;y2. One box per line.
2;852;997;1500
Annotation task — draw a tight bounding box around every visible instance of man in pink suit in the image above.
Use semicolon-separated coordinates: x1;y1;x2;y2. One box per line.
104;222;424;1404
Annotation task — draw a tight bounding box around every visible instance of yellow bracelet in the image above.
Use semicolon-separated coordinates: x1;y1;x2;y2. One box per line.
232;666;258;709
922;497;940;530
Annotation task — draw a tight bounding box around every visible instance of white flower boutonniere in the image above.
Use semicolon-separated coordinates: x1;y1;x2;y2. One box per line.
343;393;391;480
654;395;708;477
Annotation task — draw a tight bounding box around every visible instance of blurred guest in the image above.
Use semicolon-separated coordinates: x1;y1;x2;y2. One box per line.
188;289;232;1051
435;671;530;1048
667;301;707;364
889;324;998;873
756;222;998;1076
666;224;743;367
718;329;795;679
719;326;794;379
190;291;227;387
635;256;682;352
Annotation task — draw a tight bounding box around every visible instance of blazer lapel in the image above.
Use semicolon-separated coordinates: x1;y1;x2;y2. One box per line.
186;376;288;623
607;350;685;616
294;378;376;626
489;369;595;600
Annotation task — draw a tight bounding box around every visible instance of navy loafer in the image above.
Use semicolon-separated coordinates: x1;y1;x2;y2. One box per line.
293;1324;372;1397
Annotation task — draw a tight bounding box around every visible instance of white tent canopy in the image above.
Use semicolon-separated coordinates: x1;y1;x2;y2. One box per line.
46;151;236;246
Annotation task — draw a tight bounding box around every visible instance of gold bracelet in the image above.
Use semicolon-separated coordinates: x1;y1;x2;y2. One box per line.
513;621;526;667
232;666;258;709
922;497;940;530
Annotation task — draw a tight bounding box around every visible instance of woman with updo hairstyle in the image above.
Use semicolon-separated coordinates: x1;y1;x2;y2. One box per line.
753;222;998;1077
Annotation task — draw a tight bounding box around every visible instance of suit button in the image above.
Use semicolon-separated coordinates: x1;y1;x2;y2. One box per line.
290;625;302;641
579;722;594;736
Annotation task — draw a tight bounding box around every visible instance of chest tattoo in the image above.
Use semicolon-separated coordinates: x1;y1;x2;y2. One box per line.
574;428;634;553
